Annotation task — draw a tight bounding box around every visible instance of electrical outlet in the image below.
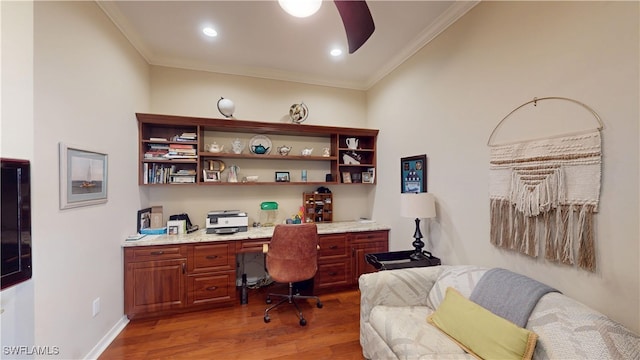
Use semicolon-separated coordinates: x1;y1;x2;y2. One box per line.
92;297;100;317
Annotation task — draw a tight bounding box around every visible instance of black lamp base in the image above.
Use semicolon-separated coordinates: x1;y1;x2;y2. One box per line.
409;217;426;261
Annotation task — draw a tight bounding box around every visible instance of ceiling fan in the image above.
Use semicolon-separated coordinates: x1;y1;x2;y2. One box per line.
279;0;375;54
333;0;375;54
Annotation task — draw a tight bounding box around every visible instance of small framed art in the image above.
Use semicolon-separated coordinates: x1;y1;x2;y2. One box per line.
275;171;290;182
401;154;427;193
342;171;352;183
59;143;108;209
203;170;221;182
362;171;373;183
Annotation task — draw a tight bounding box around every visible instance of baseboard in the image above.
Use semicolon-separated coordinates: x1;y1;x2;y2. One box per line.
83;315;129;360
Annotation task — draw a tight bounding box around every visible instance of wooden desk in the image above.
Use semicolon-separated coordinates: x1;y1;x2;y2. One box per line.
123;222;389;319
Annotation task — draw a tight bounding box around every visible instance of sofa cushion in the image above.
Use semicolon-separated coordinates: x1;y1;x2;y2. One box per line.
369;305;471;359
426;265;488;310
527;292;640;360
428;287;538;360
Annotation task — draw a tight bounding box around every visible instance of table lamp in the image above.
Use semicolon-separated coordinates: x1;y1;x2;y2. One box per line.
401;192;436;260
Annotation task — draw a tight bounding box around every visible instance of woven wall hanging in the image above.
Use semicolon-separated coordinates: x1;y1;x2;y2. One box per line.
487;97;603;272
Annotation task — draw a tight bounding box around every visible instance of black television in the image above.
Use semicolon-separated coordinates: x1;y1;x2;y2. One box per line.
1;158;32;289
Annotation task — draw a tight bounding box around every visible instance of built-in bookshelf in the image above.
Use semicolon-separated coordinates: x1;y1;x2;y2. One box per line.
137;113;378;186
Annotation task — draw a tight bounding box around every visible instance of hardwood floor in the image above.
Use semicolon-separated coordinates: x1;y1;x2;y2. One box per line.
99;284;365;360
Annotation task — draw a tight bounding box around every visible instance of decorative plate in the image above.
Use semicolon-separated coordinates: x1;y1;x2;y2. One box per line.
249;135;272;155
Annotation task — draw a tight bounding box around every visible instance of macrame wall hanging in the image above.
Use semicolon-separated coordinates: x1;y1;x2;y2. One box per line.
487;97;603;272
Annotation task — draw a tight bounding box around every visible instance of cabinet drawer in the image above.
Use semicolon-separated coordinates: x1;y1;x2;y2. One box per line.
315;262;349;288
188;243;234;273
187;271;235;305
352;231;388;243
318;234;349;259
125;245;187;262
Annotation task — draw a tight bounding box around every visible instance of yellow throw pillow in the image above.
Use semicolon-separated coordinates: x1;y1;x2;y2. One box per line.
427;287;538;360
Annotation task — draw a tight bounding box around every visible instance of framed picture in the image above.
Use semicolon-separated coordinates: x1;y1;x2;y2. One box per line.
59;143;108;209
275;171;290;182
137;207;152;233
203;169;221;182
401;154;427;193
362;171;373;183
342;171;352;183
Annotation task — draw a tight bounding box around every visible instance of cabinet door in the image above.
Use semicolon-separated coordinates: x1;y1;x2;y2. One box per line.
125;259;186;316
351;231;389;284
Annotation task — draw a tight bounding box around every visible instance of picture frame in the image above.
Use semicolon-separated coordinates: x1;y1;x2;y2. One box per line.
203;169;221;182
137;207;152;233
401;154;427;193
275;171;290;182
362;171;373;183
342;171;352;183
59;143;108;209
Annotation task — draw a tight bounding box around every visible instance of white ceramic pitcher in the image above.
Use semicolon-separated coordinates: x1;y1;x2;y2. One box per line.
346;138;359;149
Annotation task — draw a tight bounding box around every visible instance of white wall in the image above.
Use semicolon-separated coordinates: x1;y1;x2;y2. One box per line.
31;2;149;358
368;1;639;333
1;2;36;358
147;66;374;228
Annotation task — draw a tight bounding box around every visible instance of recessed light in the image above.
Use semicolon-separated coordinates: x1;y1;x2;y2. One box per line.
203;27;218;37
330;48;343;57
278;0;322;18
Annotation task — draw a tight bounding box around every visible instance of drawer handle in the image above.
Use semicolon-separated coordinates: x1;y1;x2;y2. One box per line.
328;272;338;276
329;245;338;250
206;286;218;291
206;255;219;260
150;251;164;255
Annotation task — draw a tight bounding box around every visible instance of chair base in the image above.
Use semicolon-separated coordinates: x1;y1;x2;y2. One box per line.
264;282;323;326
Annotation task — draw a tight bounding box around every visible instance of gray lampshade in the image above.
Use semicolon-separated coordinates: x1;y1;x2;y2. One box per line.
401;193;436;219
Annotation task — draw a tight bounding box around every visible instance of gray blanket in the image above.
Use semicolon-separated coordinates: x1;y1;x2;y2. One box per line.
469;268;559;327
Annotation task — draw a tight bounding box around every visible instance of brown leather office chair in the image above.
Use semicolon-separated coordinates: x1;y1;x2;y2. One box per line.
263;223;323;326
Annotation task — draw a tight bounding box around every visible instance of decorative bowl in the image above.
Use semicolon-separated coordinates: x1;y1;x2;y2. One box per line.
244;175;259;182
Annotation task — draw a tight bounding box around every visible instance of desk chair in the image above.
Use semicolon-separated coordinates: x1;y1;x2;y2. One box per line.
263;223;323;326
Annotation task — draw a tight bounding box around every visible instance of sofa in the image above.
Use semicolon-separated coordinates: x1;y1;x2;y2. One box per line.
359;265;639;360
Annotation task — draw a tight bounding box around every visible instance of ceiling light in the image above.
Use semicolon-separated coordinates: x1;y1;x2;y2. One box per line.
202;27;217;37
278;0;322;18
330;48;343;57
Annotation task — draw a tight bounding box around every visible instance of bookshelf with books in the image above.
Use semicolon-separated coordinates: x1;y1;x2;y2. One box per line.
137;113;378;186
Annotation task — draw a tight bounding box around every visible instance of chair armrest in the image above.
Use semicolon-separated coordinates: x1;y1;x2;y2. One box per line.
359;266;447;324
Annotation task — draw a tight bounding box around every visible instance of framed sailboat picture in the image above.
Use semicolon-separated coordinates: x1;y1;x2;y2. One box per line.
59;143;108;209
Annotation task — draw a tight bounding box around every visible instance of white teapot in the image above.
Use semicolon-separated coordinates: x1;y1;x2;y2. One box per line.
346;138;359;149
277;145;292;155
301;148;313;156
207;142;224;153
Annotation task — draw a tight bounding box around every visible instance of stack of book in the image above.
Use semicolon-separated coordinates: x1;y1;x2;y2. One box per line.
144;143;170;160
172;132;197;142
170;169;197;184
166;144;197;159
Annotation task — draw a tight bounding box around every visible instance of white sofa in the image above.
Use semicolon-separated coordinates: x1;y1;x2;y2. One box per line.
359;265;639;360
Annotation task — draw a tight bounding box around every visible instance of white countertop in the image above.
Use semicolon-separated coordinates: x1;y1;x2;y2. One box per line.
123;221;391;247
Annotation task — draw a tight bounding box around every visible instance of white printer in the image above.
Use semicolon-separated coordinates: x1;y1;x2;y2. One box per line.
206;210;248;234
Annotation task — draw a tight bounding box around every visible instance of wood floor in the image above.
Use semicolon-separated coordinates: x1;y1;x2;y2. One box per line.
99;284;365;360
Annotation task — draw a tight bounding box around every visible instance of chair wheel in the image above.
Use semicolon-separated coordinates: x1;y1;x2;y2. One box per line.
317;301;323;309
266;297;272;304
299;318;307;326
264;315;270;323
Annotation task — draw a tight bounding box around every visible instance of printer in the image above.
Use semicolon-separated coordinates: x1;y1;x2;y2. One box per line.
206;210;248;234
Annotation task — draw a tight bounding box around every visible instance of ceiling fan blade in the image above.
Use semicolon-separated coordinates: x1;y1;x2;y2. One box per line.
334;0;375;54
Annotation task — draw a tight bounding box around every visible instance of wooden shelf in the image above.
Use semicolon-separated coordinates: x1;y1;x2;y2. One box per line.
137;113;378;186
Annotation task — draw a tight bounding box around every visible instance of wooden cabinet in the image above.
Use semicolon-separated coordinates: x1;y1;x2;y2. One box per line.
124;245;188;316
137;113;378;186
124;229;388;318
314;230;389;293
302;192;333;223
351;231;388;283
124;242;235;319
